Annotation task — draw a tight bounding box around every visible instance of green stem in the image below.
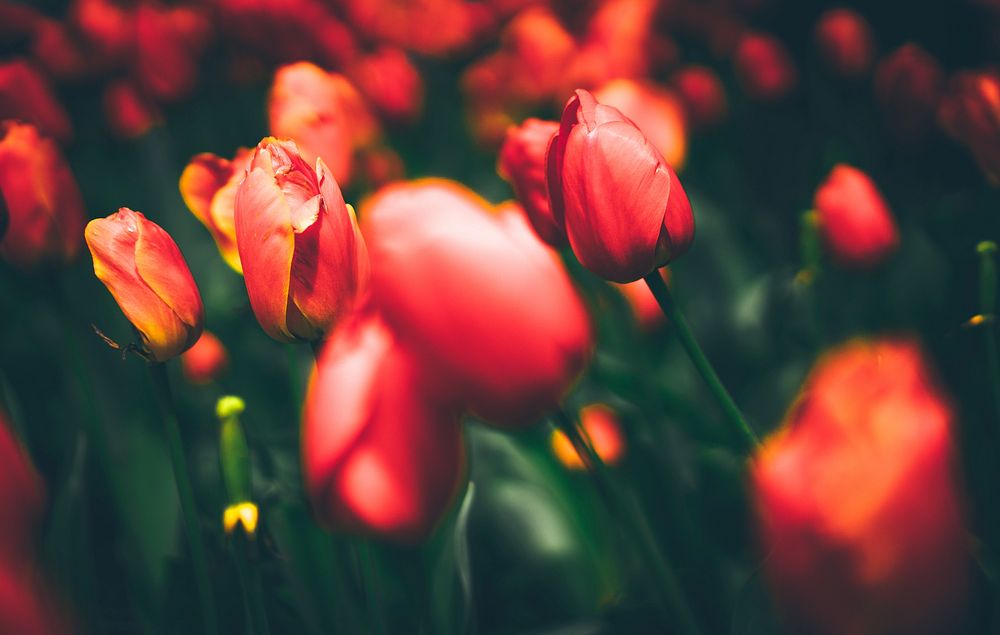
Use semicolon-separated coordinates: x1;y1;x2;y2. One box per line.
233;530;272;635
643;272;760;451
356;539;389;635
148;363;218;635
553;409;702;635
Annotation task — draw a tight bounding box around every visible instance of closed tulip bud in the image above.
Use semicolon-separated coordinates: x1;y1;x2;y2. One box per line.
0;122;85;267
672;65;728;130
179;148;252;273
874;44;943;142
814;8;874;78
938;71;1000;185
303;312;465;543
593;78;688;171
814;165;898;267
363;182;592;426
547;89;694;283
235;137;369;343
182;331;229;385
733;33;797;102
85;207;204;361
752;339;968;635
550;404;626;470
0;60;72;144
497;118;561;246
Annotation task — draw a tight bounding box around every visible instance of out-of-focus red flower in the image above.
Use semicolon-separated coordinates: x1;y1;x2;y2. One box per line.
0;1;42;46
752;339;968;635
569;0;658;88
497;118;561;246
0;122;84;268
551;403;626;470
269;62;379;186
339;0;494;57
303;311;465;543
103;80;161;139
613;267;670;330
733;33;797;102
85;208;205;361
349;48;423;123
358;145;405;189
30;19;93;81
938;70;1000;185
71;0;133;62
0;61;73;144
362;181;592;426
179;148;252;273
814;8;874;78
672;65;727;130
547;88;694;283
813;164;898;267
593;78;688;170
235;138;369;343
181;331;229;385
0;569;70;635
874;43;944;142
0;412;43;566
134;3;210;102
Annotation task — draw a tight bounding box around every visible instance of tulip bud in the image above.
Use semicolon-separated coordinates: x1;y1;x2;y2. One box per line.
497;118;561;246
874;44;943;142
179;148;252;273
593;78;688;171
733;33;797;102
547;88;694;283
938;70;1000;185
550;404;626;470
752;339;968;634
182;331;229;385
0;122;85;268
235;137;369;343
814;8;874;78
0;60;72;144
303;312;465;543
813;165;898;267
217;396;252;506
363;182;592;426
103;80;161;139
672;65;728;130
85;207;205;361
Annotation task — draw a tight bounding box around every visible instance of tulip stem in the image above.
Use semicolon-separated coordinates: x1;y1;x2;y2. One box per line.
355;539;389;635
232;529;272;635
552;408;702;635
644;272;760;451
148;362;219;635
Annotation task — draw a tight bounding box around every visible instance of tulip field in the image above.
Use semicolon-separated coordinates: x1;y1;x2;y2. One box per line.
3;0;1000;633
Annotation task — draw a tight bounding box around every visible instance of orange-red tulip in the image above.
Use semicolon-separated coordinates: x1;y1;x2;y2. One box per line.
103;80;160;139
497;118;561;245
547;88;694;283
234;137;368;343
85;207;204;361
874;44;943;142
0;122;85;267
349;47;423;123
303;311;465;543
938;70;1000;185
181;331;229;385
733;33;797;102
0;60;72;144
179;147;252;273
339;0;492;57
814;8;874;78
134;2;210;102
813;165;898;267
362;181;592;426
672;65;728;130
551;403;626;470
752;339;968;635
592;78;687;170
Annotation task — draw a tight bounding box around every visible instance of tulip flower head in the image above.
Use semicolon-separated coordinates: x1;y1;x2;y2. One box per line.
733;33;797;102
86;208;204;361
672;65;728;130
551;404;626;470
814;8;875;78
547;89;694;283
182;331;229;384
0;60;73;144
497;118;561;246
813;164;898;267
235;137;369;343
938;70;1000;185
753;339;968;635
874;44;943;142
179;148;252;273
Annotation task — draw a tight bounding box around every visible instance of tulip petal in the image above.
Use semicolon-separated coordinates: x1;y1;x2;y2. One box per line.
134;214;204;331
179;153;231;227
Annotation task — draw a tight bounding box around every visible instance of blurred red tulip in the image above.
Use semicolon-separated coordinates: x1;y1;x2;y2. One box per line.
182;331;229;385
547;88;694;283
362;181;592;426
752;339;968;635
71;0;133;62
349;48;424;123
103;80;160;139
874;43;944;142
134;3;210;102
497;118;561;246
358;145;405;189
85;207;205;361
0;569;70;635
30;19;92;81
814;8;875;78
733;33;797;101
269;62;379;186
551;403;626;470
339;0;493;57
235;137;369;343
613;267;670;331
813;164;898;267
0;60;73;143
672;65;728;130
570;0;658;89
592;78;688;170
179;148;252;273
938;70;1000;185
303;311;465;543
0;122;84;268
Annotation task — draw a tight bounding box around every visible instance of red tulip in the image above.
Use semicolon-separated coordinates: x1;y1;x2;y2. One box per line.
0;569;70;635
349;47;424;123
592;78;688;170
234;137;369;343
497;118;561;245
733;33;797;102
338;0;493;57
85;207;204;361
550;403;626;470
547;88;694;283
814;8;874;78
874;44;943;142
103;80;160;139
672;65;728;130
752;339;968;635
938;70;1000;185
181;331;229;385
362;181;592;426
0;122;85;267
813;165;898;267
303;311;465;543
134;2;210;102
0;60;72;144
179;147;252;273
